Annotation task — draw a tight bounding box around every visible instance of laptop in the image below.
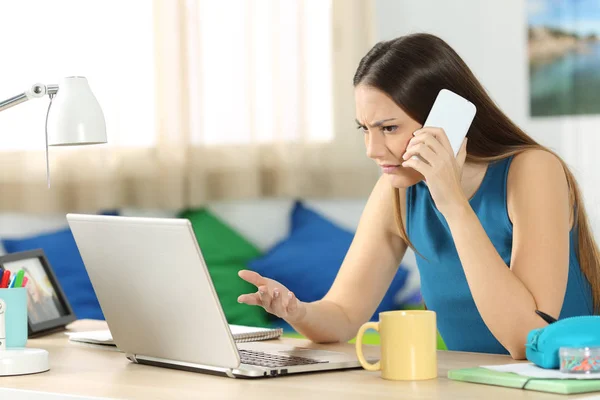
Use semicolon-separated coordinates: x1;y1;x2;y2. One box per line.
66;214;366;378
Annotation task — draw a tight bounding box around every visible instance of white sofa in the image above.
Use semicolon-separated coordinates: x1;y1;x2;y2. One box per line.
0;198;420;305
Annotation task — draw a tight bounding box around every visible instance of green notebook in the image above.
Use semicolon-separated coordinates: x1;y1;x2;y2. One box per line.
448;367;600;395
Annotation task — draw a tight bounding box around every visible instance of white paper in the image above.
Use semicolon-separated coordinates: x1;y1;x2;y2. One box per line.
482;363;600;380
229;325;276;336
66;330;114;345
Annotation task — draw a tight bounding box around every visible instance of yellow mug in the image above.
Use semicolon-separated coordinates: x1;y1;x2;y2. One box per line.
355;310;437;380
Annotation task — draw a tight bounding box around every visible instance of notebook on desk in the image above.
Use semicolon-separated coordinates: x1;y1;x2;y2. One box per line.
67;326;283;347
449;367;600;395
229;325;283;342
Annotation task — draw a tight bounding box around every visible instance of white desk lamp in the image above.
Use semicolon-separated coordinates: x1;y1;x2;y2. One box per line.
0;76;106;376
0;76;107;187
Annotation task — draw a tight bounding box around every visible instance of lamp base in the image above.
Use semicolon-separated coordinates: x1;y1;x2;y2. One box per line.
0;348;49;376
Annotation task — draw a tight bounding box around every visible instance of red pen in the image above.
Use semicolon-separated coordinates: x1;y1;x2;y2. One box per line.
0;270;10;289
22;276;29;288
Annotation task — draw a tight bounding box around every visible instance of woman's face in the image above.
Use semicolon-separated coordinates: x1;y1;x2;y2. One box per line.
355;84;424;188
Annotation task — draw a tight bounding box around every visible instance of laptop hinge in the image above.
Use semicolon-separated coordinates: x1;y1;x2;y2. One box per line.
131;354;236;378
126;353;137;363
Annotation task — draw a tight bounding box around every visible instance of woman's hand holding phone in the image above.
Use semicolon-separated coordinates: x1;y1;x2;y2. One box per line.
401;89;475;217
402;128;468;217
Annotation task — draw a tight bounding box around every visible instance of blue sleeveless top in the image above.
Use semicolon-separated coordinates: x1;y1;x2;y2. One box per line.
406;156;593;354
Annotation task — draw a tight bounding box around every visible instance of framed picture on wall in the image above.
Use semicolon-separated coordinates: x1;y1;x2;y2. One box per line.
527;0;600;117
0;249;76;336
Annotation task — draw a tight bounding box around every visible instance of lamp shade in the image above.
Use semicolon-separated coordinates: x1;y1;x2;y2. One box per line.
47;76;107;146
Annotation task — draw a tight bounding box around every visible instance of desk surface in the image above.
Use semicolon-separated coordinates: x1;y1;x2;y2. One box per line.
0;320;592;399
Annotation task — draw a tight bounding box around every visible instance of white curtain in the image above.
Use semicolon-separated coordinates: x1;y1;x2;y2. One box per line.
0;0;378;213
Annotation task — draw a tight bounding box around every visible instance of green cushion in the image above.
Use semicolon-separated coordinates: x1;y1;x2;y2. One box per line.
178;208;270;327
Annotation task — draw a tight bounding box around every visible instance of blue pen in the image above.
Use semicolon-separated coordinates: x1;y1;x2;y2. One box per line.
8;275;16;288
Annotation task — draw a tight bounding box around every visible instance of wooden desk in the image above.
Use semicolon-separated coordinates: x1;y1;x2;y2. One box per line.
0;320;590;399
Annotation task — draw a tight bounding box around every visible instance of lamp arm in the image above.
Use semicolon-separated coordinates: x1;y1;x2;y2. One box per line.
0;83;58;113
0;83;59;189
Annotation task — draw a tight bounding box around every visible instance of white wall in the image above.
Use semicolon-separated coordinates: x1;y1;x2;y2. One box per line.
374;0;600;233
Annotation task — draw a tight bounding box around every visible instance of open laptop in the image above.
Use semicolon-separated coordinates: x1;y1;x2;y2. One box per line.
66;214;366;378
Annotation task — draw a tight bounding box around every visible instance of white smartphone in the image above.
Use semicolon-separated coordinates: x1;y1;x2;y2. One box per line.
422;89;476;157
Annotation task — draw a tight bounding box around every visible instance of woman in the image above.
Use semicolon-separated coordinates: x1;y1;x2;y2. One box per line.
237;33;599;358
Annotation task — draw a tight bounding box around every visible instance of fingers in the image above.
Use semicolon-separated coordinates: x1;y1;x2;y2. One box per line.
413;127;453;155
270;288;287;317
402;143;437;166
271;290;297;318
287;292;298;314
237;292;262;306
401;155;431;177
238;284;268;306
407;132;444;155
240;284;297;319
238;270;267;288
257;285;272;309
237;270;298;318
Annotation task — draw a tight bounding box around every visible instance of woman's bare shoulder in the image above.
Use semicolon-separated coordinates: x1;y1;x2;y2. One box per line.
507;149;569;221
509;149;566;185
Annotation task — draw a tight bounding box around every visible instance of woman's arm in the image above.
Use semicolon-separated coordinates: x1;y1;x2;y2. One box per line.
303;177;408;343
239;175;408;343
443;150;570;359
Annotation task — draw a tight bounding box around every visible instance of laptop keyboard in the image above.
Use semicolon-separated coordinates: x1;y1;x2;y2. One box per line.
239;349;329;368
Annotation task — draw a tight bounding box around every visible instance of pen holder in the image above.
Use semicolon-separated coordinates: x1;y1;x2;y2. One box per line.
0;288;28;348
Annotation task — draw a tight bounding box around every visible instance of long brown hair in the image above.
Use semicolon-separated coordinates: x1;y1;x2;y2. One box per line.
353;33;600;313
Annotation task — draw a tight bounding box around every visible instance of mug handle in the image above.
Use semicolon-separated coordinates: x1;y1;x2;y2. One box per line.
355;322;380;371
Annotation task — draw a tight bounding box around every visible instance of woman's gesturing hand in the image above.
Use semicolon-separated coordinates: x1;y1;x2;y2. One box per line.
237;270;307;323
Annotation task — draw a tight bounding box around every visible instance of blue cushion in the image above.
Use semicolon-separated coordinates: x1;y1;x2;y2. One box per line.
249;201;409;321
1;214;118;320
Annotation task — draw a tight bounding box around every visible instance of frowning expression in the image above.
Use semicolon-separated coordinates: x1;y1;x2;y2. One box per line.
355;84;424;188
